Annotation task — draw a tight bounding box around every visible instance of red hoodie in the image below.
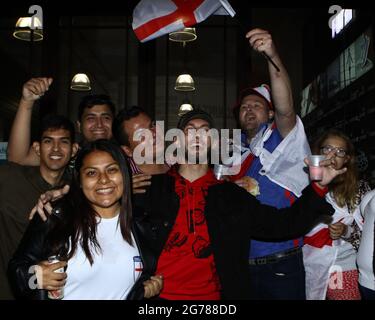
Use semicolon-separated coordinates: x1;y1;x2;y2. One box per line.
156;167;223;300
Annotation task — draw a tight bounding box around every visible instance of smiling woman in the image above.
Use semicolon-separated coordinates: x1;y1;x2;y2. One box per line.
79;150;124;218
8;139;163;300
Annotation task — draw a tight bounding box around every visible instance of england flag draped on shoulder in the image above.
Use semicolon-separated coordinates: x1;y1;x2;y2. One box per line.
132;0;236;43
303;193;360;300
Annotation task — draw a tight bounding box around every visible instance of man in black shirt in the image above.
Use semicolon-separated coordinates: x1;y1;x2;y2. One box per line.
0;115;78;299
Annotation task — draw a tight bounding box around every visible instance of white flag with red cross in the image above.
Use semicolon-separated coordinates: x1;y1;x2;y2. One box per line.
132;0;236;43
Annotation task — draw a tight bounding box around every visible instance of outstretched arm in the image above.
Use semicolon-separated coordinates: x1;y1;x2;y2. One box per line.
246;28;295;138
247;184;331;241
7;77;53;166
247;155;346;240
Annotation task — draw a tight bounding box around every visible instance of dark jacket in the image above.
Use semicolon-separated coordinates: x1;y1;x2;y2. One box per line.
7;203;151;300
133;174;334;300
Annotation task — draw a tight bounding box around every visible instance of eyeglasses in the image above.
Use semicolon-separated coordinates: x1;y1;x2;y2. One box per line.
320;145;347;158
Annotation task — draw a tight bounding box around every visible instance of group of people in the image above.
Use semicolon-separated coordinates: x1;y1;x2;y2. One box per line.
0;28;374;300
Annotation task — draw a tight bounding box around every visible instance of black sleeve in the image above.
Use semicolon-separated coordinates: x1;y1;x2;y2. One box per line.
244;185;334;241
7;215;50;299
126;273;148;300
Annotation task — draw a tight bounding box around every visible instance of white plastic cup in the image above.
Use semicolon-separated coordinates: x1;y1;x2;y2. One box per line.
308;155;326;181
213;164;229;180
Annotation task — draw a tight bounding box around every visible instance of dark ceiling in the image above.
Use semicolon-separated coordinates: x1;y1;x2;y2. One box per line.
0;1;371;139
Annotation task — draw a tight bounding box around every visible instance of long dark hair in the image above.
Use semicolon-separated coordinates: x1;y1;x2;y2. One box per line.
47;139;133;265
313;129;358;210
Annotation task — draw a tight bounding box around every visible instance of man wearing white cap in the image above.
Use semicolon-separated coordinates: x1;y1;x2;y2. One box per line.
231;28;311;300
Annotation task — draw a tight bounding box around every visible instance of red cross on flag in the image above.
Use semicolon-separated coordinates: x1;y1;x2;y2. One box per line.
132;0;236;42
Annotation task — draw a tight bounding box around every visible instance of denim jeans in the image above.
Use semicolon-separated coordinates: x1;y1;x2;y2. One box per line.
249;250;306;300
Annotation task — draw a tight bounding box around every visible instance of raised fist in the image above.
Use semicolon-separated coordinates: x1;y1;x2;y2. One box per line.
22;77;53;102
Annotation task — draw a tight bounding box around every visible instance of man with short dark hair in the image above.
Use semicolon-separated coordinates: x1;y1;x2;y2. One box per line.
112;106;169;194
77;94;115;143
112;106;145;148
113;106;169;176
0;114;78;299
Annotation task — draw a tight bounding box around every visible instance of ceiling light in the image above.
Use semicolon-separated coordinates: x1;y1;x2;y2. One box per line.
169;27;197;43
174;74;195;91
70;73;91;91
13;17;43;41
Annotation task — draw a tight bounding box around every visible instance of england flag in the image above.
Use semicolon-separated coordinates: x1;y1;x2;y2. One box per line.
303;193;357;300
132;0;236;42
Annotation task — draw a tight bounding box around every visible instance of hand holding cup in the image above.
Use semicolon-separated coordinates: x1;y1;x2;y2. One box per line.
304;155;347;187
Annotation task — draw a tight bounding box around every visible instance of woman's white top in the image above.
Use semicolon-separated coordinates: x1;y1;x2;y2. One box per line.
63;214;142;300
